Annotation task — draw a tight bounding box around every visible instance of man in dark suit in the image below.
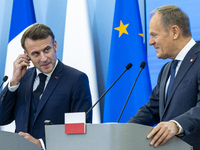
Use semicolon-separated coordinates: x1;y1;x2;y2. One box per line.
0;24;92;148
128;5;200;150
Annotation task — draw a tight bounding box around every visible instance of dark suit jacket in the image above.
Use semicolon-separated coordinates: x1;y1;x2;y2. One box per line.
0;60;92;144
128;41;200;149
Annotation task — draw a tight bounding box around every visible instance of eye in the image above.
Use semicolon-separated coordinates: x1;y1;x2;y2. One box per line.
152;33;156;37
31;52;39;56
44;46;51;53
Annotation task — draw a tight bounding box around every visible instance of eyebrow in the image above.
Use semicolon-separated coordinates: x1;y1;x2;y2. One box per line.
30;45;52;55
44;45;51;50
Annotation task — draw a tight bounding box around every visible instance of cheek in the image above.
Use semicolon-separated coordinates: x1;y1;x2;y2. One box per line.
30;58;39;66
51;52;57;60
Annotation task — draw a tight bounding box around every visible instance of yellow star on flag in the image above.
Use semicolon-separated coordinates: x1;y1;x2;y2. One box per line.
114;20;129;38
139;33;145;43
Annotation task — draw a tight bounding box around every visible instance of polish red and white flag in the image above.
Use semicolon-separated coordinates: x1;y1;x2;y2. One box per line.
65;112;86;134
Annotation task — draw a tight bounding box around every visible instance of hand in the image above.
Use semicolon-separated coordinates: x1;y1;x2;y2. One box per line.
147;121;178;147
10;54;31;86
18;132;42;148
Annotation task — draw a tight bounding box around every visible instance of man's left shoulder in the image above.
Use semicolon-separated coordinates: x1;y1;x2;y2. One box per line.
191;41;200;53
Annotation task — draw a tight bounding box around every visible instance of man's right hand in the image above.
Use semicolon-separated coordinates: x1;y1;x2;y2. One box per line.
10;53;31;86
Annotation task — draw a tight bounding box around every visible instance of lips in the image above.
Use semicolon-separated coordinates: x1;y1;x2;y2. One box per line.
154;47;159;52
41;62;50;67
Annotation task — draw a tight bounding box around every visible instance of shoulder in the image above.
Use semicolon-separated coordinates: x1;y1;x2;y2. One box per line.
191;41;200;54
21;67;36;79
56;60;89;82
160;62;171;73
58;60;87;76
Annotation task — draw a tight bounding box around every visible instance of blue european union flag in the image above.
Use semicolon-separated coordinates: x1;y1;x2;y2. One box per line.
103;0;152;123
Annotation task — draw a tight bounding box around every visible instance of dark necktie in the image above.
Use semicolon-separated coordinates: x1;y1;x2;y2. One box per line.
29;73;47;133
32;73;47;109
166;60;179;100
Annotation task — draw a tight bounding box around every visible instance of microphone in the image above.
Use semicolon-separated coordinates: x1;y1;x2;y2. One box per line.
0;75;8;89
117;61;146;123
86;63;133;115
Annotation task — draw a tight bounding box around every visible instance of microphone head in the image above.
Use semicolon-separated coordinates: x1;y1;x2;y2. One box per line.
126;63;133;70
3;76;8;82
140;61;146;69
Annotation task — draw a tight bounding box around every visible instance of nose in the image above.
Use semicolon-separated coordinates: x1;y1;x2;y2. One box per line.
149;36;155;45
40;52;47;61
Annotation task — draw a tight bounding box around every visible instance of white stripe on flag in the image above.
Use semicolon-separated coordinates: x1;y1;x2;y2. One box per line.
62;0;100;123
65;112;85;123
4;25;35;87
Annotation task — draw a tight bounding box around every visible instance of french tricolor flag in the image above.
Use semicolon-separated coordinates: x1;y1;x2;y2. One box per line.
4;0;36;86
65;112;86;134
1;0;36;132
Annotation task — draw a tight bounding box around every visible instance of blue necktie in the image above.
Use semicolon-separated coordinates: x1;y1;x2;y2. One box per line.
166;60;179;100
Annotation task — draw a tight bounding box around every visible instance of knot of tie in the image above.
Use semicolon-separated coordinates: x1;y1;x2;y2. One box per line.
171;60;179;69
32;73;47;110
38;73;47;83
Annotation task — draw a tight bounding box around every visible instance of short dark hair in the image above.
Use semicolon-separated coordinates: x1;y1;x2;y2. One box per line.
21;24;55;51
150;5;191;37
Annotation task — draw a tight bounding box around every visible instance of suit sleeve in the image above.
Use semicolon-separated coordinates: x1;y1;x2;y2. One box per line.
173;69;200;136
0;85;17;125
70;72;92;123
128;64;168;125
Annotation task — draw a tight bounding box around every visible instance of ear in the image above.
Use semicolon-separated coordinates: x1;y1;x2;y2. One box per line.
54;40;58;52
24;50;27;54
171;25;180;39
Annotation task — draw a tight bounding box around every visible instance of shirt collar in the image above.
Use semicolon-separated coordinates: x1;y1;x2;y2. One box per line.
175;38;196;61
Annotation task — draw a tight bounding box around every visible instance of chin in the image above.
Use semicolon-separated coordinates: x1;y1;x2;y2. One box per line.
156;55;165;59
156;54;162;59
40;68;52;74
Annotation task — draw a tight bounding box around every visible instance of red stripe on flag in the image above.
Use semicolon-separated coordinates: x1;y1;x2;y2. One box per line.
65;123;85;134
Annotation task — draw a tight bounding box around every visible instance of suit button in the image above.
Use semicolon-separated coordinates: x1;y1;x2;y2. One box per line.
33;113;36;116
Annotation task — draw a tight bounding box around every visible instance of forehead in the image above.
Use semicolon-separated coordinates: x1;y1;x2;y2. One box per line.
24;36;53;52
149;13;164;33
25;35;53;46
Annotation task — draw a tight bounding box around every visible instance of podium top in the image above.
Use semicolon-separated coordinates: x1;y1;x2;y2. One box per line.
45;123;192;150
0;130;42;150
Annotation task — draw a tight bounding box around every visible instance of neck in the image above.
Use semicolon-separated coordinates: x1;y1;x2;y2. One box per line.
177;36;192;50
171;37;192;59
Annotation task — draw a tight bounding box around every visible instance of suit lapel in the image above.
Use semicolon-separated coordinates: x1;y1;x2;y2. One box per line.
25;69;36;126
163;47;197;118
34;61;63;121
159;62;170;119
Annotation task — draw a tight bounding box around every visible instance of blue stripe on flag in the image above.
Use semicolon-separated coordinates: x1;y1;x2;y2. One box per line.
103;0;152;123
9;0;36;42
